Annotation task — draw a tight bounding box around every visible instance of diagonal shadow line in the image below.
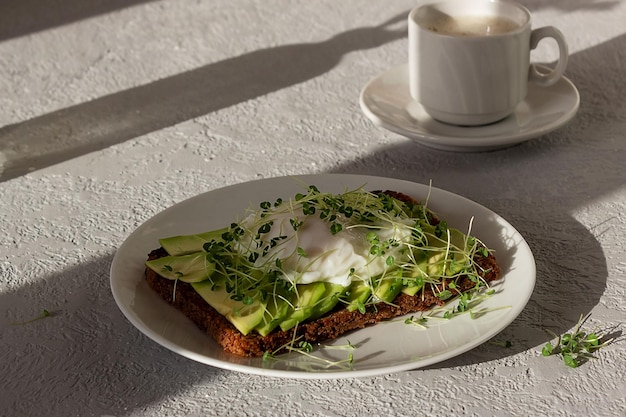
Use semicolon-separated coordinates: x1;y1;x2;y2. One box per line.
0;13;407;183
1;32;624;417
0;0;157;41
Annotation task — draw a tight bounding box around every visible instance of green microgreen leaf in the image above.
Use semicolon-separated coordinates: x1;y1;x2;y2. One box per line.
541;313;615;368
366;232;379;244
302;202;316;215
298;341;313;352
404;315;428;329
258;221;273;234
11;309;54;326
330;222;342;235
490;340;513;348
563;354;578;368
434;220;448;238
542;342;554;356
290;218;303;231
437;290;453;300
356;301;366;314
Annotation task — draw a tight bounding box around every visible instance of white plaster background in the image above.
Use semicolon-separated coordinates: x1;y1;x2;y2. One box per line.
1;1;625;416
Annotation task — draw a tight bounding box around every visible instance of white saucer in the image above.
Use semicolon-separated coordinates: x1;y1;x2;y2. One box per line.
359;64;580;152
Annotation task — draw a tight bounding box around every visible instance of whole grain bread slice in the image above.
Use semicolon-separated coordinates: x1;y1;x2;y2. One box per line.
143;190;501;357
145;247;500;357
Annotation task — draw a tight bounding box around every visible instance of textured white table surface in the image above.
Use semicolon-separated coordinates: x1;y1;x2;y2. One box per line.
1;1;625;416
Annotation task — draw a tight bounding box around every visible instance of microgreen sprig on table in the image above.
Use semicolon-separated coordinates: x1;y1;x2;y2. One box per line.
541;313;615;368
11;309;53;326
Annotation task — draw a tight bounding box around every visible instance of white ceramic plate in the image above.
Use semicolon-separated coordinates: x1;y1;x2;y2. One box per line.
359;64;580;152
110;174;535;379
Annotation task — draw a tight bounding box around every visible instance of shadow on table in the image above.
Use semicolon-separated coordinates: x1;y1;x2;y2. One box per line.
0;13;409;414
1;19;624;417
331;33;626;369
0;12;406;183
0;0;156;41
0;253;221;417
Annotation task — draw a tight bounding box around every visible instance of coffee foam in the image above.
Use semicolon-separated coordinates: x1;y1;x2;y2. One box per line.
427;15;519;36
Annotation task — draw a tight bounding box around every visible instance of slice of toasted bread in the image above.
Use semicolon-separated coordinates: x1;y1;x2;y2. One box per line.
144;190;501;357
145;247;500;357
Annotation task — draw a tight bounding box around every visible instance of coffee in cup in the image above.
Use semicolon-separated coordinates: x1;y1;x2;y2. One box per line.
408;0;568;126
427;15;519;36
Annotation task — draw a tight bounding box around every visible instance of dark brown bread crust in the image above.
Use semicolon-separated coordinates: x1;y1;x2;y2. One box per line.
145;248;500;358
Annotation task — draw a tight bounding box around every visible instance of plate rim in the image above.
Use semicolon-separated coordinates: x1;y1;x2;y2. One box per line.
110;173;536;379
359;63;580;151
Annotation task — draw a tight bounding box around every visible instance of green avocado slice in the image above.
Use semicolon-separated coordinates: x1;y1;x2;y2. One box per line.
278;282;327;331
146;252;215;283
308;283;347;320
255;286;295;337
345;281;372;312
373;275;404;304
191;279;267;335
159;227;228;256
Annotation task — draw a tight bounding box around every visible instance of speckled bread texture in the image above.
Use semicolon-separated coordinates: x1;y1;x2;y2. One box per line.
145;249;500;357
144;191;501;357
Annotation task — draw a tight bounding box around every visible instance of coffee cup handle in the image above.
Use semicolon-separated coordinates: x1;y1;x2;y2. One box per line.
529;26;569;87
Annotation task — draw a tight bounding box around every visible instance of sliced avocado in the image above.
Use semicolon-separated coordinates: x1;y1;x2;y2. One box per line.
278;282;327;331
405;249;429;278
308;283;346;320
255;286;295;337
411;226;470;277
373;274;404;303
191;279;266;335
146;252;215;283
255;283;345;336
159;227;228;256
345;281;372;312
401;277;424;296
410;252;464;279
403;228;468;294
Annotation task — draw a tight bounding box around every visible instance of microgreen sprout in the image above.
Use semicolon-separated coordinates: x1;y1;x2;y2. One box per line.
541;313;615;368
262;338;356;370
11;309;54;326
409;288;508;325
490;340;513;348
330;222;343;235
325;340;357;351
404;315;429;329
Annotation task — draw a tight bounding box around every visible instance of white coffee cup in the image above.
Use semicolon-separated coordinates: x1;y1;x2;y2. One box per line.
408;0;568;126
